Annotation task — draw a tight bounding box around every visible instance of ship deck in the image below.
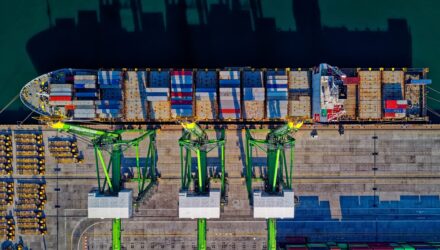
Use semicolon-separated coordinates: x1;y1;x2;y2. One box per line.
20;73;51;116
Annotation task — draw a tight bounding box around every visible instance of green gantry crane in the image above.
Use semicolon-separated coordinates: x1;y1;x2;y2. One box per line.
50;121;158;250
245;121;303;250
178;122;226;250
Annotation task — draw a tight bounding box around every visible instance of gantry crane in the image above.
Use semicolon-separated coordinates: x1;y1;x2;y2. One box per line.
178;122;226;250
49;121;158;250
245;121;303;250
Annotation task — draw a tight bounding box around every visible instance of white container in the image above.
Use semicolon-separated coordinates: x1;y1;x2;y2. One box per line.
219;71;240;80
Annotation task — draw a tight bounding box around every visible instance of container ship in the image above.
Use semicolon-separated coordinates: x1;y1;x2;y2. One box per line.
20;63;431;123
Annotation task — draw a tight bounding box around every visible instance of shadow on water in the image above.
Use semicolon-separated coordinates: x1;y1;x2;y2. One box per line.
26;0;412;74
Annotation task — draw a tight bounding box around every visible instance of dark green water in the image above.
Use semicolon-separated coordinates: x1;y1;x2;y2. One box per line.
1;0;439;122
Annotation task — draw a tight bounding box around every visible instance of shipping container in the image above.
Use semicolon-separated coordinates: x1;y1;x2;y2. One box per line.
288;70;310;89
267;70;289;119
219;70;241;119
242;70;264;119
342;84;357;119
358;70;381;119
195;70;217;119
170;70;193;118
123;71;147;121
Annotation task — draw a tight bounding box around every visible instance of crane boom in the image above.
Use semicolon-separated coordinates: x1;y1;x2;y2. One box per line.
52;121;119;139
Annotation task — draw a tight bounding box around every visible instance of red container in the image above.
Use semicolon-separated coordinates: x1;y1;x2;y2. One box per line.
384;112;396;118
171;100;192;105
385;100;397;109
396;104;408;109
171;92;193;97
220;109;240;114
49;96;72;101
171;71;192;76
65;105;76;110
343;76;360;85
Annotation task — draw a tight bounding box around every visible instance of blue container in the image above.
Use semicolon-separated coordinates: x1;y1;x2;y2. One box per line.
97;108;120;114
196;71;217;86
150;71;170;87
266;83;288;89
171;88;193;93
75;92;97;98
171;96;193;101
171;104;193;109
408;79;432;85
196;88;216;93
74;84;85;89
98;79;121;85
98;85;121;89
146;92;168;96
74;79;96;84
171;83;192;88
267;89;288;94
75;70;97;76
219;79;240;87
267;96;288;101
95;100;120;105
266;70;286;76
97;105;120;109
171;76;193;84
243;71;263;87
384;108;406;113
172;109;193;117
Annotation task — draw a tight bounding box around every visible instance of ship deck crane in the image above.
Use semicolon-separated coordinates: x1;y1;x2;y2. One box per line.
49;121;158;250
178;122;226;250
245;121;303;250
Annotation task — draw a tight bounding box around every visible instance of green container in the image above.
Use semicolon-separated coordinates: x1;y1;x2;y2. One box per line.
321;109;327;116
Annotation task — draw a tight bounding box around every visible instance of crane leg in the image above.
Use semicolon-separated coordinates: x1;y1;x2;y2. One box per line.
197;218;207;250
112;218;121;250
267;218;277;250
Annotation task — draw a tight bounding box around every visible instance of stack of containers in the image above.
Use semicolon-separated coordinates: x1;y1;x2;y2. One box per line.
71;71;98;119
382;70;406;119
287;70;311;118
147;70;170;120
266;70;288;119
405;74;423;117
96;70;124;120
242;70;264;120
195;70;217;120
48;70;74;112
48;83;72;107
358;70;381;119
342;75;360;119
219;70;241;119
124;71;147;121
170;70;193;118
